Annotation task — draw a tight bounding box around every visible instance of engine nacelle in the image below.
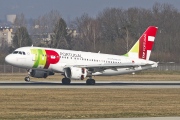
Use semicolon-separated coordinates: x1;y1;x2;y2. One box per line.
64;67;87;80
30;70;54;78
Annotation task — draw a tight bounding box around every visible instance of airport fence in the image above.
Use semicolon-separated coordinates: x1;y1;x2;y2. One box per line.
0;64;26;73
0;63;180;73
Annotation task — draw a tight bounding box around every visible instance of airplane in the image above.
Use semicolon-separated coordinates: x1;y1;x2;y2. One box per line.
5;26;158;85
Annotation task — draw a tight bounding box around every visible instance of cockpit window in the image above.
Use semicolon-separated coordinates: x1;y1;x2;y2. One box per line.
19;51;22;54
13;51;18;54
12;51;26;55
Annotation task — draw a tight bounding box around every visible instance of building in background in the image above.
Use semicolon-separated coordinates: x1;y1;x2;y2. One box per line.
67;28;79;38
6;14;16;24
0;27;13;46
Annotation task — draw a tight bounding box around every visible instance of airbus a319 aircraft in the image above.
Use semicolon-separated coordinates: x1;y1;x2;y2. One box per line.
5;26;158;85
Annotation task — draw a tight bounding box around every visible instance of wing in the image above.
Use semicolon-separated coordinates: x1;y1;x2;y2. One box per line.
65;63;154;72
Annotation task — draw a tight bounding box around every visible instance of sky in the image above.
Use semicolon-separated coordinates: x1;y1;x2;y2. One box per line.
0;0;179;21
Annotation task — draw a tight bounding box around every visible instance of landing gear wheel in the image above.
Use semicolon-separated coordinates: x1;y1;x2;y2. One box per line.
24;77;30;82
62;78;71;85
86;79;95;85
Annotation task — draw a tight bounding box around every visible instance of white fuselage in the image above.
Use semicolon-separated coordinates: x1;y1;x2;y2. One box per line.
5;47;158;76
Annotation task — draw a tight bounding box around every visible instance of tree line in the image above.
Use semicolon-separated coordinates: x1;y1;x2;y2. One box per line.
1;3;180;64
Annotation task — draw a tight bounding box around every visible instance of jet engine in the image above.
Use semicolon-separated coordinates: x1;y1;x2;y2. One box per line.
64;67;87;80
30;70;54;78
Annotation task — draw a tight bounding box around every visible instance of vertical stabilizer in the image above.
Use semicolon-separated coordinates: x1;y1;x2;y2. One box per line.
125;26;158;60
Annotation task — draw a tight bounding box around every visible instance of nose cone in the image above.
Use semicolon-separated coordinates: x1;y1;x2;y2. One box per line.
5;55;13;65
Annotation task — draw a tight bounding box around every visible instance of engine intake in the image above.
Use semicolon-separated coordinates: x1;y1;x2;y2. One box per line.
64;67;87;80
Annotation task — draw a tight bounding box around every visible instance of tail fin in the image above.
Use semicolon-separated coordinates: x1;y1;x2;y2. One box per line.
125;26;158;60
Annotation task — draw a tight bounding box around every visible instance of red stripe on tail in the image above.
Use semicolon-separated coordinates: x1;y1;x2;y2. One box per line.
139;26;158;60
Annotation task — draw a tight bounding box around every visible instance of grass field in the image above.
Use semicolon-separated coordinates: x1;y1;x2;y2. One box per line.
0;89;180;119
0;71;180;119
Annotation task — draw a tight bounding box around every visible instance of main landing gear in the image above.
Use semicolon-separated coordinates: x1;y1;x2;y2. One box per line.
62;78;71;85
61;78;96;85
86;79;95;85
86;75;95;85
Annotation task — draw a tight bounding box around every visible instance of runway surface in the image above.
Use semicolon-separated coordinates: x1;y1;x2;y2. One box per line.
0;80;180;88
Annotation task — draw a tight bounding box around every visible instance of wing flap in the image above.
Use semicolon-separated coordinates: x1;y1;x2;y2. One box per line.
65;63;153;69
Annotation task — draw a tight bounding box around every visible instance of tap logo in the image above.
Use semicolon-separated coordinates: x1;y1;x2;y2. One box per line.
31;49;60;69
142;34;146;59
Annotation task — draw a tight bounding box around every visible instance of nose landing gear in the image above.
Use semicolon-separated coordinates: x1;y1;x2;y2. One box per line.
24;76;30;82
24;69;31;82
